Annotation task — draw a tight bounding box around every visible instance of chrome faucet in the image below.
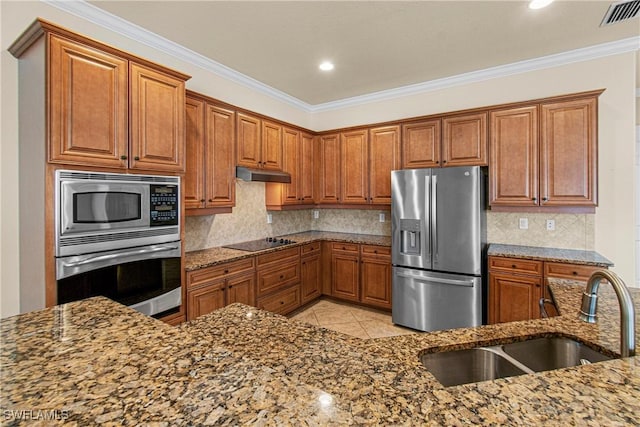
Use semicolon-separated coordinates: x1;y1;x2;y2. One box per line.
579;270;636;357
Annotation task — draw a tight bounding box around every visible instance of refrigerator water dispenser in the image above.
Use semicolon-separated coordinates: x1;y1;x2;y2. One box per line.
400;219;422;255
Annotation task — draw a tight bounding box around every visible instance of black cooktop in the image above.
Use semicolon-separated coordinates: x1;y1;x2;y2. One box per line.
223;237;297;252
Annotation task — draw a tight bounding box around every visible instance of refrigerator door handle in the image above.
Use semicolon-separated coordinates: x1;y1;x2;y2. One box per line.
431;174;438;262
425;174;431;260
395;272;475;287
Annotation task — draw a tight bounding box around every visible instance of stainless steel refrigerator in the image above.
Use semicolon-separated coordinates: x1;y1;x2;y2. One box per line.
391;166;486;332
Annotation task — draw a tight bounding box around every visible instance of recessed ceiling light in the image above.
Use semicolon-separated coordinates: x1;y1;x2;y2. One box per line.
319;61;334;71
529;0;554;9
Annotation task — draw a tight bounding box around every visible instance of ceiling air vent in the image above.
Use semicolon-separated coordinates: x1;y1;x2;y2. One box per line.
600;0;640;26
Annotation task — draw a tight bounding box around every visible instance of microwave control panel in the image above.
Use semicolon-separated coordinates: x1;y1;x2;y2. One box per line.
150;185;179;226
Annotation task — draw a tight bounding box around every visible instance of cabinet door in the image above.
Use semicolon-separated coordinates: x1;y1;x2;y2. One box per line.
489;106;539;206
331;252;360;302
369;125;400;204
262;120;283;170
360;256;392;309
489;272;542;324
401;119;441;169
281;127;301;204
442;112;487;167
187;279;226;320
317;134;341;203
340;130;369;204
540;97;597;206
301;253;321;304
299;133;316;204
129;62;185;172
226;272;256;306
48;35;128;168
205;104;236;208
184;96;205;209
236;113;261;168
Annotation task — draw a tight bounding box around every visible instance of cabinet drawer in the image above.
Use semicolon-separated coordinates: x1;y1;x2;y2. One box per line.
331;242;359;253
489;256;542;276
257;285;301;315
301;241;321;255
257;261;300;296
544;262;603;281
187;257;255;289
257;247;300;267
361;245;391;257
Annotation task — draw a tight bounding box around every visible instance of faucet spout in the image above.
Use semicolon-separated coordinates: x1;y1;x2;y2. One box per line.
579;270;635;357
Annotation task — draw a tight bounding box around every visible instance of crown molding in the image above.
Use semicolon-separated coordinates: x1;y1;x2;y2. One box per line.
44;0;640;114
41;0;311;111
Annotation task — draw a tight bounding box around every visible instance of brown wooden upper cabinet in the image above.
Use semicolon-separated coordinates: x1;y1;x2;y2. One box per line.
401;119;441;168
236;113;283;170
442;112;488;167
401;113;486;169
319;126;399;206
317;134;341;204
184;92;236;213
489;93;599;208
265;129;315;208
47;32;188;172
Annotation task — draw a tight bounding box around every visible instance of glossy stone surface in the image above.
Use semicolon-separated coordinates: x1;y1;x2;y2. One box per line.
488;243;613;266
185;231;391;271
2;279;640;425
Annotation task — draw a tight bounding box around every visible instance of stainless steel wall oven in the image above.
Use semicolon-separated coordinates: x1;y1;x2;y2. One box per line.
55;170;182;316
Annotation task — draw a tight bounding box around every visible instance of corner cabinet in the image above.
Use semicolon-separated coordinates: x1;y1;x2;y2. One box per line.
489;91;601;210
44;30;189;172
184;92;236;214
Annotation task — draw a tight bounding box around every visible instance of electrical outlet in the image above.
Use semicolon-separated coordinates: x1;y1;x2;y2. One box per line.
546;219;555;231
519;218;528;230
313;210;319;219
266;213;272;224
379;213;385;222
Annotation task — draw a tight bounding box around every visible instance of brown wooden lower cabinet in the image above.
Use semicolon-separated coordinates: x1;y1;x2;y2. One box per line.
360;246;392;309
300;243;322;304
186;258;256;321
331;244;360;302
489;271;542;324
257;286;301;315
488;255;607;324
256;246;302;315
329;243;392;309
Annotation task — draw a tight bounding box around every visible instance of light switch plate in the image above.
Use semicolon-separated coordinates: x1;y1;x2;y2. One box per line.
379;213;385;222
313;210;319;219
519;218;528;229
266;213;273;224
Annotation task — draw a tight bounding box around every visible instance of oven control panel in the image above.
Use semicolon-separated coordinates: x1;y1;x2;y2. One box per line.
150;185;179;226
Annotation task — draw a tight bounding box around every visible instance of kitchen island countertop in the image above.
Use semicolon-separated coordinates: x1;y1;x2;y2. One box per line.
2;278;640;425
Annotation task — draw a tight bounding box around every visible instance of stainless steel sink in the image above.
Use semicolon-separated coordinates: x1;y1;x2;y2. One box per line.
420;336;614;387
502;336;612;372
420;347;528;387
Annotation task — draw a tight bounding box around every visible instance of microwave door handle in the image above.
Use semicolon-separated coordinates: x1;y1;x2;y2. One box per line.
61;244;180;268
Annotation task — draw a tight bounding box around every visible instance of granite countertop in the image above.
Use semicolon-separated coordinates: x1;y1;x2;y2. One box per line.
2;280;640;425
185;231;391;271
488;243;613;267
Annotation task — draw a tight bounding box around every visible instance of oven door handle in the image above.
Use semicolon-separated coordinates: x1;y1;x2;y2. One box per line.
61;244;180;268
56;242;181;280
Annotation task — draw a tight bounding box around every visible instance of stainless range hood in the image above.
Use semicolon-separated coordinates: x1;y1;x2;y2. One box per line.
236;166;291;183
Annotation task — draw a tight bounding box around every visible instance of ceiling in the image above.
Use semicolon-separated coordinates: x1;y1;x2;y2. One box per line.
87;1;639;106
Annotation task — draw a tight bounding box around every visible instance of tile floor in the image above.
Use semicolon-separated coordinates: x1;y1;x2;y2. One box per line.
288;298;418;339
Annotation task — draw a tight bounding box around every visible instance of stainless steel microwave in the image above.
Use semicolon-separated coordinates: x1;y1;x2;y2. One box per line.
55;170;180;257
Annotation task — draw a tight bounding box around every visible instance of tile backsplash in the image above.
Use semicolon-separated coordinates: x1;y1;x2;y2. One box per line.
185;181;594;252
487;212;595;250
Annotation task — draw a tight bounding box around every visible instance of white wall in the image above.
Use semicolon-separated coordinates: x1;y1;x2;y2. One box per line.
1;1;637;317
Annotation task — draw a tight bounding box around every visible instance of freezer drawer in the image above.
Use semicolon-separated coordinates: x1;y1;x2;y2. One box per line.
392;267;482;332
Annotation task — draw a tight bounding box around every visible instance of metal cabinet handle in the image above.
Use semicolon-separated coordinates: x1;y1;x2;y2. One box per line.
134;156;140;161
120;155;127;160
